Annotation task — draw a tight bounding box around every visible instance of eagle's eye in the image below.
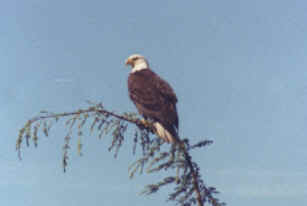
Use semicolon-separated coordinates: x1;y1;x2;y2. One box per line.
133;57;138;61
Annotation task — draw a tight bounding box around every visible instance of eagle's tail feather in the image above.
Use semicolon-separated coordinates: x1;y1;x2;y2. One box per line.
153;122;177;143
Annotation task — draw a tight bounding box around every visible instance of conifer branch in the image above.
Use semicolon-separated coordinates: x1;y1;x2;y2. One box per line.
16;102;225;206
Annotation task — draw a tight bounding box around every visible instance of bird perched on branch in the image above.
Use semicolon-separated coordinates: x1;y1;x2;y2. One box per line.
125;54;179;143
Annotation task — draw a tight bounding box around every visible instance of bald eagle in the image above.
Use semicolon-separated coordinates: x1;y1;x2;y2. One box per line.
125;54;179;143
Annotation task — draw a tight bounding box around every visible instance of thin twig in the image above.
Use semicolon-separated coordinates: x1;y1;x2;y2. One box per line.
29;108;141;127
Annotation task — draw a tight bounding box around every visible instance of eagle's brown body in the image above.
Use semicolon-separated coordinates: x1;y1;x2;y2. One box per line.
128;69;179;143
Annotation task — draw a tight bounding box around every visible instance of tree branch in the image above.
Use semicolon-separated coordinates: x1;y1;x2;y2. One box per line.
16;103;224;206
180;143;203;206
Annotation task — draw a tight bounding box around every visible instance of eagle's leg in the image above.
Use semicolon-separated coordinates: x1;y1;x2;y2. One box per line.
139;119;171;143
137;117;156;134
140;118;151;128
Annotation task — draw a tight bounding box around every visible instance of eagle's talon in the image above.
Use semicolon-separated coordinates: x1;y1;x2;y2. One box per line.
140;119;150;128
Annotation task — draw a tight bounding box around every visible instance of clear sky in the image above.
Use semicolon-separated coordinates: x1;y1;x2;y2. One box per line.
1;0;307;205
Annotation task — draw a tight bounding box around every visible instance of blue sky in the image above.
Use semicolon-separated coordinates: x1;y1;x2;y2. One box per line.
1;0;307;205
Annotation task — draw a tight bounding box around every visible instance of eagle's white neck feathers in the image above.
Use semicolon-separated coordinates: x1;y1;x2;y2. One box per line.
131;61;148;73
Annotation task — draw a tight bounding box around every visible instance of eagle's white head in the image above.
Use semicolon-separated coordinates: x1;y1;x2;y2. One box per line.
125;54;149;73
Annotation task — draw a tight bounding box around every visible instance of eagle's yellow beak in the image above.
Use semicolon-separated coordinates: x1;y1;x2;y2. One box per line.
125;58;132;66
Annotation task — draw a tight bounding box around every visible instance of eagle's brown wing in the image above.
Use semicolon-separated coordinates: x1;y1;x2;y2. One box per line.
128;69;178;137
